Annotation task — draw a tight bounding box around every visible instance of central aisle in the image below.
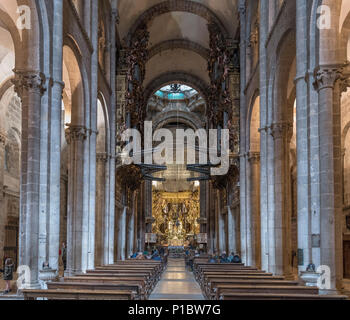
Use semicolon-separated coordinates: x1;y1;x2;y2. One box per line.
149;258;205;300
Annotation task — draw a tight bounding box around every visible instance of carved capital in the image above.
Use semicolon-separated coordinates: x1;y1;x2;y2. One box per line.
12;70;46;98
313;67;343;91
248;152;260;164
65;125;87;144
269;122;293;141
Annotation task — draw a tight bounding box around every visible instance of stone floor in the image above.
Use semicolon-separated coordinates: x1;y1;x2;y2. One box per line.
149;258;205;300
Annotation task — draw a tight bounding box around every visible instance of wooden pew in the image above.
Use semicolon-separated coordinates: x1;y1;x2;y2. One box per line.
212;285;319;300
104;263;162;271
63;276;149;298
194;263;348;300
48;281;143;300
197;271;273;286
64;275;153;296
205;279;300;299
22;289;135;300
193;263;255;279
83;271;157;289
219;292;348;300
201;274;285;291
78;273;154;292
200;275;286;295
42;260;166;300
124;258;167;270
94;266;161;280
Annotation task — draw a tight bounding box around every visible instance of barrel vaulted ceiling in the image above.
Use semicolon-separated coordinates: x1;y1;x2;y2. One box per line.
117;0;239;89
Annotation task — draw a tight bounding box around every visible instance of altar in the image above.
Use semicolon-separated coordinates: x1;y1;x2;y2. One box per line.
152;191;200;246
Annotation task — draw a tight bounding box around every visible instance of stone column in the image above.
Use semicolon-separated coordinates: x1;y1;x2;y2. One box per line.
270;122;293;276
239;1;248;266
245;152;253;265
136;183;144;251
212;188;220;252
83;0;91;38
133;191;138;252
65;125;87;275
259;0;269;273
13;70;46;288
295;0;314;274
314;67;344;291
206;181;212;252
144;181;153;237
0;132;6;267
240;153;248;264
126;192;136;257
219;209;227;253
59;174;68;245
248;152;261;268
227;206;237;254
107;5;118;265
87;0;99;271
199;181;207;234
117;207;127;260
246;40;252;80
95;153;107;266
45;0;64;276
102;154;110;265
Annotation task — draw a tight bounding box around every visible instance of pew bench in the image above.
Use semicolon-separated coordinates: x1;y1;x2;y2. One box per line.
212;285;319;300
83;271;157;289
63;276;151;297
219;292;348;300
205;279;300;300
197;270;271;281
22;289;136;300
48;281;143;300
200;275;286;293
94;266;161;280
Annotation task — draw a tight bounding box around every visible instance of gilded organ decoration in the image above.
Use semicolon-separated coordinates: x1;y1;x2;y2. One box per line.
125;23;149;130
152;191;200;246
207;23;233;126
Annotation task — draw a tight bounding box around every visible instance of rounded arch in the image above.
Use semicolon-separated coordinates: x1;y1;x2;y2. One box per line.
144;71;209;104
148;39;209;62
97;92;110;154
340;4;350;62
152;110;204;131
273;29;297;122
62;36;88;126
0;5;22;68
247;91;260;153
126;0;229;43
